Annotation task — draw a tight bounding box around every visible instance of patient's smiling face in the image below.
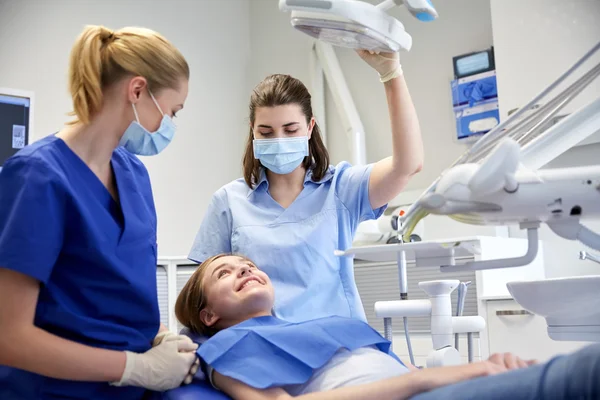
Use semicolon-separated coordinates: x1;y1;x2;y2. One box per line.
199;255;274;330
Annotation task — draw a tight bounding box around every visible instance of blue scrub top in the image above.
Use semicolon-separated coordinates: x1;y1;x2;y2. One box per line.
0;136;159;399
189;162;386;322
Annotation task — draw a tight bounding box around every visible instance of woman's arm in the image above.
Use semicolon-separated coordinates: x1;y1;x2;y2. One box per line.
0;268;126;382
354;50;424;209
213;361;504;400
369;74;424;209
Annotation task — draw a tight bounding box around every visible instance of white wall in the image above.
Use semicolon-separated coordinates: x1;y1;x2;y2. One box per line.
0;0;251;256
248;0;314;95
490;0;600;147
490;0;600;278
490;0;600;165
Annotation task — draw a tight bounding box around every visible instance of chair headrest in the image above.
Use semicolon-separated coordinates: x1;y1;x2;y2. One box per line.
179;327;209;382
180;326;210;345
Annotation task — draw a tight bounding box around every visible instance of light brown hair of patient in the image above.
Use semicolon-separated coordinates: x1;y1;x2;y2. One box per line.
175;255;225;337
176;254;275;337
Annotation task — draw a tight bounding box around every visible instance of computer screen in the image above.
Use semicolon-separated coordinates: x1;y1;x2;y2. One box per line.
452;47;495;79
0;89;33;170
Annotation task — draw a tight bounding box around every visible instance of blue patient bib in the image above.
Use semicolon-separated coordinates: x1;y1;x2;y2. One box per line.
198;315;403;389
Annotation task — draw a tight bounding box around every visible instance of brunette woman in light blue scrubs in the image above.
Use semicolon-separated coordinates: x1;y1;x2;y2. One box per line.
190;51;424;323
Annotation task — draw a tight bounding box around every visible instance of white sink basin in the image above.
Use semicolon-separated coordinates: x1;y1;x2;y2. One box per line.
507;276;600;342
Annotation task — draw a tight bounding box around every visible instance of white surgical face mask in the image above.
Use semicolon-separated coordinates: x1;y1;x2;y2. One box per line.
119;91;176;156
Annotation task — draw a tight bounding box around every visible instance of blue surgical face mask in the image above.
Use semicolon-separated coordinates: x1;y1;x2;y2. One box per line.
119;91;176;156
253;136;309;175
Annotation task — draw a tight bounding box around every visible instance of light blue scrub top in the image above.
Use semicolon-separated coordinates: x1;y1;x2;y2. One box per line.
0;135;159;400
189;162;386;322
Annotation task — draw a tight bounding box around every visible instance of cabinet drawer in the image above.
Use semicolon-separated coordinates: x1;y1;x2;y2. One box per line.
486;299;587;362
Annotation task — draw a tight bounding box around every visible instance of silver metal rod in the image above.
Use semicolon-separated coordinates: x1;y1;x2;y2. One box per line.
455;284;463;350
403;317;415;366
580;251;600;264
383;317;393;341
469;62;600;163
467;332;473;363
517;63;600;146
454;333;459;352
464;41;600;163
454;281;471;351
496;310;533;316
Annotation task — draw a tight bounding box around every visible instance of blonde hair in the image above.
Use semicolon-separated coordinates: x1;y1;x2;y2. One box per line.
67;25;189;125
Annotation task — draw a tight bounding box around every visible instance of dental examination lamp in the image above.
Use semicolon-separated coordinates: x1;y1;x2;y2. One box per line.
279;0;438;53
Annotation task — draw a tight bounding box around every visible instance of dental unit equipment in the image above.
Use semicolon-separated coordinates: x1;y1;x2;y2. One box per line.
374;279;486;367
399;41;600;251
279;0;438;53
337;41;600;366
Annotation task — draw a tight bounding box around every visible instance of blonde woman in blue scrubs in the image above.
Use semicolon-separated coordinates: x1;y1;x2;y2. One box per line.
0;25;197;399
190;51;423;323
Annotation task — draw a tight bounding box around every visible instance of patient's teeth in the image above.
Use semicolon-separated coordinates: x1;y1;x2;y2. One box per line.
241;279;260;289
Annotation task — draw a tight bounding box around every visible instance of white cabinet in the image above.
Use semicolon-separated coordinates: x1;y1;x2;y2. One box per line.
484;298;588;362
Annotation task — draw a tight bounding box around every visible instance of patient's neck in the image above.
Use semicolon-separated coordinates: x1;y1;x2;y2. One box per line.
216;310;273;331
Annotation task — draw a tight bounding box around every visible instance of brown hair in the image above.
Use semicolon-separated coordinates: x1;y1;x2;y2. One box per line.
242;74;330;188
175;254;226;337
67;25;189;125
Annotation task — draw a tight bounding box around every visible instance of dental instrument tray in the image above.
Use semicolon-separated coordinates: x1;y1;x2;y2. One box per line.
337;235;546;274
336;236;486;268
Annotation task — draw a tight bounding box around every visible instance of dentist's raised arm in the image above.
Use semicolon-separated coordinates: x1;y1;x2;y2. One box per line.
357;50;424;209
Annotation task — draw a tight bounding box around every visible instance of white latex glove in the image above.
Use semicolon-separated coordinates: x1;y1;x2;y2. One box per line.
356;50;402;83
152;330;181;347
152;331;201;385
111;337;198;391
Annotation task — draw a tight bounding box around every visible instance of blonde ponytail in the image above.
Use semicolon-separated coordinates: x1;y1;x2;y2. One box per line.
67;25;189;125
68;25;113;125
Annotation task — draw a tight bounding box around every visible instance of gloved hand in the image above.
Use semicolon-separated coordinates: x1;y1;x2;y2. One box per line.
152;331;201;385
356;50;402;83
111;336;199;391
152;330;181;347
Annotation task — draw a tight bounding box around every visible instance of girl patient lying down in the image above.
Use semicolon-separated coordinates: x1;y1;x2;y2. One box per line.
175;254;599;400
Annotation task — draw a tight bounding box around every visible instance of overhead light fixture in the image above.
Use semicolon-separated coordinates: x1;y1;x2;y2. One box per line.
279;0;438;53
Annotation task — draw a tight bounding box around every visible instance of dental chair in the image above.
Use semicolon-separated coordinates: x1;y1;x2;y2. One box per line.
162;382;229;400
